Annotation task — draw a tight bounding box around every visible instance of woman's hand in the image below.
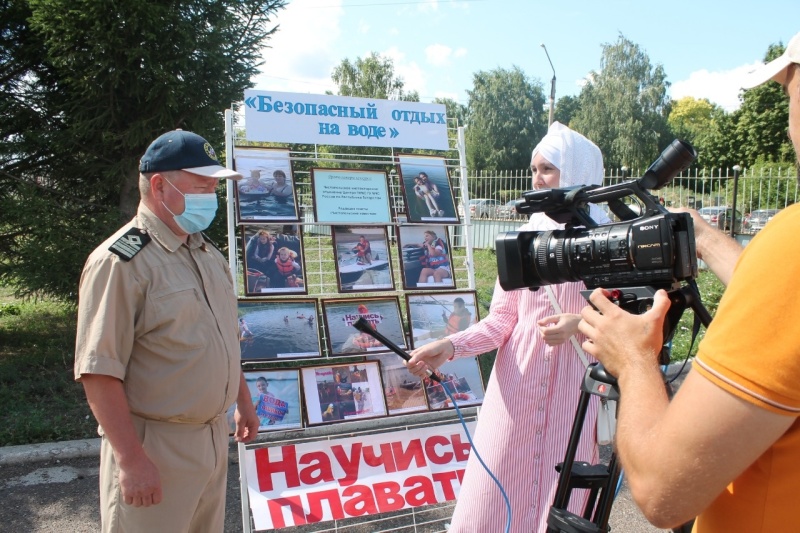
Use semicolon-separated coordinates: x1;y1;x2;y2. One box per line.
406;339;454;378
537;313;581;346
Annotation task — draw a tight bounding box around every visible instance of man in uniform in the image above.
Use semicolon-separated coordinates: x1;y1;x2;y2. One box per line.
74;130;259;532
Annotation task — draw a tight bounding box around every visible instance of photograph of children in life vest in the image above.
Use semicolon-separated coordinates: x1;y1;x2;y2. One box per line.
424;356;485;410
332;226;394;293
242;224;306;296
225;369;302;434
302;362;387;426
406;291;479;349
397;154;459;223
397;224;455;290
237;299;321;361
321;297;406;357
367;354;429;416
233;147;300;223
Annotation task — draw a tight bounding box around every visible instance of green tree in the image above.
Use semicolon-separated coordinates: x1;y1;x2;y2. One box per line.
734;43;793;167
554;94;581;127
571;34;671;171
0;0;286;300
465;66;546;172
329;52;419;102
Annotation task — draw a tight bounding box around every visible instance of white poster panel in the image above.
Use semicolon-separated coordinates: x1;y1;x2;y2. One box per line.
243;90;449;150
244;421;476;530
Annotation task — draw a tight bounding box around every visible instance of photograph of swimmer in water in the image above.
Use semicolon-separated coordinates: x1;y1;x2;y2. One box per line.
234;147;300;222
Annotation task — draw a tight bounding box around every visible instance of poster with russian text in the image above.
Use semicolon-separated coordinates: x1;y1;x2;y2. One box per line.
243;422;476;529
310;168;392;224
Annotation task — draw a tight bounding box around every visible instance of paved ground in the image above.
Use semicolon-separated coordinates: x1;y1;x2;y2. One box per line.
0;363;691;532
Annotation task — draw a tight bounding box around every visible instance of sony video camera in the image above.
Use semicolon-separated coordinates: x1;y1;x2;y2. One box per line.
496;139;699;300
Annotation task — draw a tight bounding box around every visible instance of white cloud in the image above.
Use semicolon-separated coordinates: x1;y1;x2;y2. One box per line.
249;0;344;95
454;47;467;59
416;0;439;13
670;62;763;112
358;19;370;34
426;44;453;67
382;47;427;97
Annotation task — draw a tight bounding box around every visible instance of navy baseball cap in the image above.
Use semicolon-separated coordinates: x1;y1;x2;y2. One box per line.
139;130;242;180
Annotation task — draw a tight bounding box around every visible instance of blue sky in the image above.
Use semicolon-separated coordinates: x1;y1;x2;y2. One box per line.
252;0;799;112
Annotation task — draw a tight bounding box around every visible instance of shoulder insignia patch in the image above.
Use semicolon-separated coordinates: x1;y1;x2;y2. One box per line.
109;228;152;261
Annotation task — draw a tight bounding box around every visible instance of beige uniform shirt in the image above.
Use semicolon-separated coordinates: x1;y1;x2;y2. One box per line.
75;203;240;424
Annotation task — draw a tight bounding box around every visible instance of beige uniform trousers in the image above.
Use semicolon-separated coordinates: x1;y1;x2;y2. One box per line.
99;414;229;533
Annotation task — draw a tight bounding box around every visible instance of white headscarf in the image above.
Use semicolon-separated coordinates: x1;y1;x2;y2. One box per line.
527;121;608;230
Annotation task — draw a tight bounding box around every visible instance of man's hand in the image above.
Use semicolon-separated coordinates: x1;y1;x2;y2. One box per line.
117;452;162;507
578;288;671;377
234;372;260;443
537;313;581;346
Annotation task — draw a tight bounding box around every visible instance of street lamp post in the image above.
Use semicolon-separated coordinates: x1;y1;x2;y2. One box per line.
541;44;556;126
731;165;741;238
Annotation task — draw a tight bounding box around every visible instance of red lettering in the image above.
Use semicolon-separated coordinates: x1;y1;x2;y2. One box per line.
451;434;472;462
362;443;397;473
267;496;306;528
255;445;299;492
403;475;437;506
391;439;427;471
424;435;453;465
331;443;362;486
305;489;345;523
298;451;335;486
432;471;460;501
373;481;405;512
341;484;378;516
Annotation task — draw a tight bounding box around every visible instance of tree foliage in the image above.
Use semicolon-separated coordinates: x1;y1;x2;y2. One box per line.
571;34;671;171
330;52;419;102
0;0;285;300
465;66;546;172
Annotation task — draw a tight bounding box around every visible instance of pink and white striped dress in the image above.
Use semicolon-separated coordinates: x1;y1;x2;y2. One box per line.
448;218;600;533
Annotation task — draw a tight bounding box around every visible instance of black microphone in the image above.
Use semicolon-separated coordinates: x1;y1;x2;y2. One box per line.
352;318;441;383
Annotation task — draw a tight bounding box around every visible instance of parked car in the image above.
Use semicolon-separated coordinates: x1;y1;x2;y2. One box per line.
743;208;781;233
698;206;743;233
497;199;525;219
458;198;503;219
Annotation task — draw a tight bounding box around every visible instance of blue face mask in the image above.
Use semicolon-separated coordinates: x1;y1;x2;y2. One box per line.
162;178;218;234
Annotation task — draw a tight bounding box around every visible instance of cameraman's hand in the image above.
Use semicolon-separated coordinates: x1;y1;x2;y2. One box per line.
537;313;581;346
669;207;742;286
578;288;671;378
406;339;454;379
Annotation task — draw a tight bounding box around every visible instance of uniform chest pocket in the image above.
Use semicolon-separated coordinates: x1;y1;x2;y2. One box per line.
148;286;210;351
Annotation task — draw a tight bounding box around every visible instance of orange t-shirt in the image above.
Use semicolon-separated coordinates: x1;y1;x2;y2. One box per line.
693;204;800;532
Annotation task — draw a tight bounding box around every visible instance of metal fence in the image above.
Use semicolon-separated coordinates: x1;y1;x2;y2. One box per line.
461;166;799;249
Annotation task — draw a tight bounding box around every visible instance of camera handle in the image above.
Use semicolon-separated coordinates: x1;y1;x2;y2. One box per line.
546;284;710;532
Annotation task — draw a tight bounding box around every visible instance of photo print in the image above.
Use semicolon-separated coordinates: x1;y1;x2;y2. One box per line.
237;299;321;361
407;291;479;349
332;226;394;292
225;369;302;433
367;354;428;415
302;362;387;425
321;297;406;357
397;155;459;223
424;356;486;410
234;147;300;222
397;224;455;290
242;224;306;296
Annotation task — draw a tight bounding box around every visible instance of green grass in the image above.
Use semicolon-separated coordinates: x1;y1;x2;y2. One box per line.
0;288;95;446
0;253;724;446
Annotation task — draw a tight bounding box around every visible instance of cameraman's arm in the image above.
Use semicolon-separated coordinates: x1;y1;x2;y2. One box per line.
670;207;742;286
578;290;792;528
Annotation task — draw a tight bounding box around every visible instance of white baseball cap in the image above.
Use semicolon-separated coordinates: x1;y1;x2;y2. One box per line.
742;32;800;89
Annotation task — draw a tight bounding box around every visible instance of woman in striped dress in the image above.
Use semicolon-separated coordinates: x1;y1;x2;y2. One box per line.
408;122;609;532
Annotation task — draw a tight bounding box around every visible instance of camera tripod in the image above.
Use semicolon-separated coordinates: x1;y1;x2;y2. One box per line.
545;284;712;533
